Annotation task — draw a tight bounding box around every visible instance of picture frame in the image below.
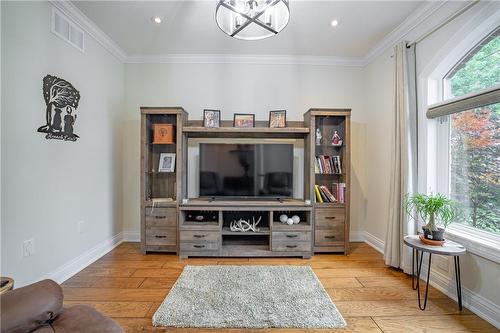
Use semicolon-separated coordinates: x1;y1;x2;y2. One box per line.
158;153;176;172
269;110;286;128
203;109;220;128
233;113;255;128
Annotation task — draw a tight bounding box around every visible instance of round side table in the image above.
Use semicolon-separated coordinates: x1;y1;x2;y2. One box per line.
0;277;14;294
403;235;466;311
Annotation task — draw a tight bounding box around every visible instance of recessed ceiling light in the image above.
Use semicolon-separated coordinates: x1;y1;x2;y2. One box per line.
152;16;163;24
331;19;339;27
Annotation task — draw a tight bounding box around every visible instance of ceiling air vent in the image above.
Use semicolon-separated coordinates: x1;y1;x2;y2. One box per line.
51;8;84;52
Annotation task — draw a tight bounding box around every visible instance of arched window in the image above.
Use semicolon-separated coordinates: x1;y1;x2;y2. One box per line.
444;28;499;234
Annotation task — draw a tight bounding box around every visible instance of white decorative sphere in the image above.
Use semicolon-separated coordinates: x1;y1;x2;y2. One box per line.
286;218;294;225
280;214;288;223
291;215;300;224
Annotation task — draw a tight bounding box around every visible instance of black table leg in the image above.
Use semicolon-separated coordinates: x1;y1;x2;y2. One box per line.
454;256;463;311
412;248;420;290
415;251;432;310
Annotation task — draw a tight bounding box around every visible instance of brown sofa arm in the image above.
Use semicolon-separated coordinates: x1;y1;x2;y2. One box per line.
0;279;63;333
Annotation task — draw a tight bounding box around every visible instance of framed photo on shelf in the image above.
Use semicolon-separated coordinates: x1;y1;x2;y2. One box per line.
233;113;255;128
269;110;286;128
203;109;220;128
158;153;176;172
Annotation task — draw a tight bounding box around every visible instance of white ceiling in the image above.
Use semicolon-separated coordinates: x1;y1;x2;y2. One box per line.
73;1;424;58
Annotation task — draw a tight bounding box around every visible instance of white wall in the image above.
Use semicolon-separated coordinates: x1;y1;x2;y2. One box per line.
362;1;500;325
123;63;367;237
1;2;124;286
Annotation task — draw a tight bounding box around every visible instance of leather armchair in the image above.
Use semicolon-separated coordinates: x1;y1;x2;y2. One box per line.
0;279;123;333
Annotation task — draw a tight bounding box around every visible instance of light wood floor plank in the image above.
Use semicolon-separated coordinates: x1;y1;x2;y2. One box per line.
140;277;178;289
63;276;145;289
63;287;169;302
132;268;184;278
326;287;447;301
372;314;499;333
317;277;363;289
335;299;472;317
356;275;412;288
64;301;153;318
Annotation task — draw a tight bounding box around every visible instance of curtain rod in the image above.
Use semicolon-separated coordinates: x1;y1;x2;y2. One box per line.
407;1;480;47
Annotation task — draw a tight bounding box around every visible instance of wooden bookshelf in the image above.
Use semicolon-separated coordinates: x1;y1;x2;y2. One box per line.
304;109;350;254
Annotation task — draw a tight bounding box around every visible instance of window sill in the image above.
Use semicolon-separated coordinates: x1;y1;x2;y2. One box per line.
445;224;500;264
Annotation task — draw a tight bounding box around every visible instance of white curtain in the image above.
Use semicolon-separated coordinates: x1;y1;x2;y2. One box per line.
384;41;418;273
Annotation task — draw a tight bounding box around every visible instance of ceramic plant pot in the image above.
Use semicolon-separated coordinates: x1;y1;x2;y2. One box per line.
422;226;445;241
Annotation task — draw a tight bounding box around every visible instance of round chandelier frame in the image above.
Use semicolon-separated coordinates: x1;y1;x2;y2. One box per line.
215;0;290;40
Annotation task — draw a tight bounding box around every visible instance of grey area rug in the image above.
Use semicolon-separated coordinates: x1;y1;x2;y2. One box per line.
152;265;346;328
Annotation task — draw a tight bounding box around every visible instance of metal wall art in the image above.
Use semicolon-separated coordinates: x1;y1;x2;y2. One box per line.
38;75;81;142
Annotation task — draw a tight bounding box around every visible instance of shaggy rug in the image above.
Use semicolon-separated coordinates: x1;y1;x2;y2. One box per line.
152;265;346;328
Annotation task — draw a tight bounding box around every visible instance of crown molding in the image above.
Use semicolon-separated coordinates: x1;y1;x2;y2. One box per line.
49;1;127;62
126;54;366;66
362;1;447;64
49;0;464;68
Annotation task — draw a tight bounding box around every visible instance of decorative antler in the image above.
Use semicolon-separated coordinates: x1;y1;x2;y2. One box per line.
229;216;262;232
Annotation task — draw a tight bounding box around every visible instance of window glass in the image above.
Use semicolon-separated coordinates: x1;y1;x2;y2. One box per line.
446;30;499;98
450;103;499;234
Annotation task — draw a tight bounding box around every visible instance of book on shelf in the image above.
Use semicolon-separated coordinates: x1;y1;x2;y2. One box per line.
332;183;346;204
314;185;323;203
315;184;338;203
315;155;342;174
320;185;337;202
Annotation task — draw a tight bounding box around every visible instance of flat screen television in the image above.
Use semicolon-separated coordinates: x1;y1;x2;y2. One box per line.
199;143;293;198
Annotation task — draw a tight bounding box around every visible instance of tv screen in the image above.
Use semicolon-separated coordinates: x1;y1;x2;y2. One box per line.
199;143;293;198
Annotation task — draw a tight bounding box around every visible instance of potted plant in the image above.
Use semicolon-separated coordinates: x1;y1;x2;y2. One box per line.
404;193;461;241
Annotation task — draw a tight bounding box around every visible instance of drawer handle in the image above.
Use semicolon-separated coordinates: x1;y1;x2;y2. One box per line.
193;234;206;238
286;234;298;238
154;216;167;219
286;245;297;249
325;235;336;239
324;217;336;220
155;235;167;239
193;244;205;249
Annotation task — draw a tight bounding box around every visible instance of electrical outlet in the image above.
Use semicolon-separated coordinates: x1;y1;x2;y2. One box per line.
23;238;35;257
78;220;85;234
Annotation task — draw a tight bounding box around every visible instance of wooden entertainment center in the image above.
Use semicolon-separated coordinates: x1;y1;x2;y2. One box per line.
140;107;351;258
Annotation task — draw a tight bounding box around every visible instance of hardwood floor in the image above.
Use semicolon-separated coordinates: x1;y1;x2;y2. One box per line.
62;242;497;332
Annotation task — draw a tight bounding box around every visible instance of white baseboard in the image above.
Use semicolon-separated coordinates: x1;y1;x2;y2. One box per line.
363;231;385;254
42;232;125;284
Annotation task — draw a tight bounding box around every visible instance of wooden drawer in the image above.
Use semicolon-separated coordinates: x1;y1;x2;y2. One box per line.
180;230;219;242
272;231;311;242
180;242;219;252
315;208;345;229
315;229;345;246
145;207;177;227
146;227;177;246
272;241;310;252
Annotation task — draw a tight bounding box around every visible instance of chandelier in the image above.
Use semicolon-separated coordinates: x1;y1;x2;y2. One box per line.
215;0;290;40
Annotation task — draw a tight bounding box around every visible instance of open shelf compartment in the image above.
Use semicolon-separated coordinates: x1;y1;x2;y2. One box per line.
222;211;270;235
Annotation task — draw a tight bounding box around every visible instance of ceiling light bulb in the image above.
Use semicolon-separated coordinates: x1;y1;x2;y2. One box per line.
152;16;162;24
331;19;339;27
